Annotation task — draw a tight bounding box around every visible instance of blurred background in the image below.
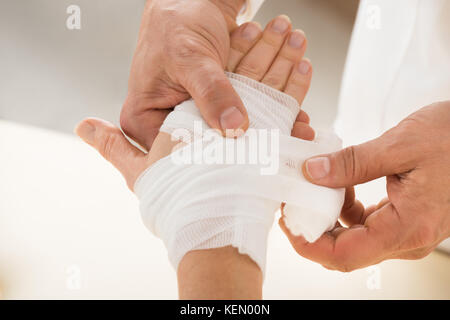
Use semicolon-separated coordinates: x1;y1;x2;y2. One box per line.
0;0;358;131
0;0;449;299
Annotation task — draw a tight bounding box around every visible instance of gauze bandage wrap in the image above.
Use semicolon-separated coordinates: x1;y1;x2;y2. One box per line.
134;73;345;275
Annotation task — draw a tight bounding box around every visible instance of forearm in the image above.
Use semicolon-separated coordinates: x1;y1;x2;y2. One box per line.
142;133;264;300
147;133;263;300
177;246;262;299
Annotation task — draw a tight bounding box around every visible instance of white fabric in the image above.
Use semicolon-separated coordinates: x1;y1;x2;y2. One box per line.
237;0;265;24
246;0;450;252
335;0;450;251
134;73;344;274
162;73;300;136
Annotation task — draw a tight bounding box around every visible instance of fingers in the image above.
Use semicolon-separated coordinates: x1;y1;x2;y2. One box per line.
302;128;414;188
291;110;314;141
182;58;249;137
227;22;262;72
75;118;147;190
343;197;391;227
279;202;404;272
291;121;315;141
296;110;310;124
339;187;366;226
120;105;172;151
261;29;307;90
230;18;312;107
284;59;312;105
235;15;292;81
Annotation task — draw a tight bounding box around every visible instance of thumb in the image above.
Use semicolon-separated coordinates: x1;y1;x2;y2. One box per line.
302;130;414;188
75;117;146;190
182;59;249;137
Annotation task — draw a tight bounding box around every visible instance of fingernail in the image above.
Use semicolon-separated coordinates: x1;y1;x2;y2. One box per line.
305;157;330;180
242;23;260;41
220;106;245;131
76;121;96;144
298;60;310;75
271;16;290;33
288;31;304;48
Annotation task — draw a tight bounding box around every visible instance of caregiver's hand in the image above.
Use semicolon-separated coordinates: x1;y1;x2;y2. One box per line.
120;0;249;150
282;101;450;272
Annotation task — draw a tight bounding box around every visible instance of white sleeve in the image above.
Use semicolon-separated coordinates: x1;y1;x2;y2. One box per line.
237;0;266;23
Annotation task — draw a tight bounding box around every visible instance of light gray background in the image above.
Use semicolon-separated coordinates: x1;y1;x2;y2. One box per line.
0;0;358;133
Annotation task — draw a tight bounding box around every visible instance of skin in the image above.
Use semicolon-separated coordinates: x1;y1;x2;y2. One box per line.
78;0;449;287
76;17;314;299
177;247;264;299
120;0;249;150
280;101;450;272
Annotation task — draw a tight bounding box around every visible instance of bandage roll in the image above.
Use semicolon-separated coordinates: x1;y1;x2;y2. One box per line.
135;73;345;275
135;155;279;271
161;72;300;137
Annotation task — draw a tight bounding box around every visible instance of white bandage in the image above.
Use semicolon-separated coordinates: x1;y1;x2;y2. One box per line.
134;73;344;275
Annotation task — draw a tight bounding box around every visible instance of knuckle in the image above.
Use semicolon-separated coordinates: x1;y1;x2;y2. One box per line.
289;73;310;87
262;33;285;48
171;36;201;60
235;62;263;80
388;122;415;147
338;146;360;181
230;41;250;55
262;75;284;90
278;45;304;62
192;72;229;103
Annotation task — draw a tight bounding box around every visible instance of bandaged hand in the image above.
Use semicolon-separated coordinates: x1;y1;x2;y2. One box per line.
76;18;344;276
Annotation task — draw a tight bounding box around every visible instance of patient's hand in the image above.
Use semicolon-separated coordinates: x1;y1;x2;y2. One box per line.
76;16;317;299
76;16;315;190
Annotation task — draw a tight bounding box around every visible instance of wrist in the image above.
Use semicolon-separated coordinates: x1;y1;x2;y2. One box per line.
209;0;246;31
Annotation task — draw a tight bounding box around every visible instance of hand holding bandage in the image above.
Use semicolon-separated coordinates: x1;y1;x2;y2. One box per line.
76;73;344;274
75;17;346;283
74;14;344;299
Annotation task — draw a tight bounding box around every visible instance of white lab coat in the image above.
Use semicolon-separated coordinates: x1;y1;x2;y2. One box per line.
336;0;450;251
248;0;450;250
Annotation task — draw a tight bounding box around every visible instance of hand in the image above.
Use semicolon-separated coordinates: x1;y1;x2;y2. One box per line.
76;17;315;190
282;101;450;272
120;0;249;150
